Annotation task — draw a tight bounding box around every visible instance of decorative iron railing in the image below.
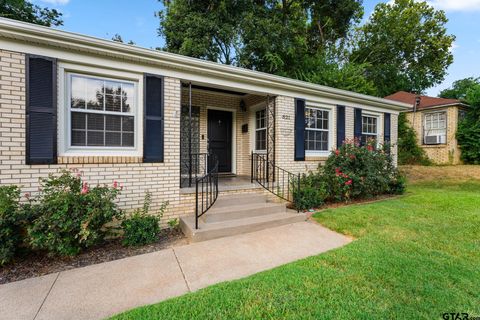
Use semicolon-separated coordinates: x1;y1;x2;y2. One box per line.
251;152;300;211
195;153;219;229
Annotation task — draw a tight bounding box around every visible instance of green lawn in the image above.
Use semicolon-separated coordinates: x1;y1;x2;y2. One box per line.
112;180;480;319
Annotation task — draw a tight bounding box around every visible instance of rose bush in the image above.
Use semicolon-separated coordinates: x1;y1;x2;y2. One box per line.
27;170;123;256
294;138;405;209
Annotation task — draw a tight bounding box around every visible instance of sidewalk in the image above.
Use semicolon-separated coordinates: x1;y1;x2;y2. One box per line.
0;221;351;320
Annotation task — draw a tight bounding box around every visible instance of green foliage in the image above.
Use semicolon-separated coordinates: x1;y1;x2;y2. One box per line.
293;172;328;211
0;186;21;265
457;84;480;164
0;0;63;26
121;192;168;247
398;113;431;165
167;218;179;229
27;170;122;256
352;0;455;96
439;77;480;101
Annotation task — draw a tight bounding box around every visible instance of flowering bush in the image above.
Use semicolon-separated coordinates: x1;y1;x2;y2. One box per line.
27;170;122;256
322;139;405;202
293;139;405;210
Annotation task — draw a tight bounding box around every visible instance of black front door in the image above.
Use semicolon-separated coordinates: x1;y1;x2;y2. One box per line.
208;109;232;173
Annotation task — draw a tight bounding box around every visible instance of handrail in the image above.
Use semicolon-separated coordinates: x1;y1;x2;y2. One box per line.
251;152;300;211
195;153;219;229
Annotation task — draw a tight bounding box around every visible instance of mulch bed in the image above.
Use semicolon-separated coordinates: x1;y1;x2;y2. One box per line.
0;228;187;285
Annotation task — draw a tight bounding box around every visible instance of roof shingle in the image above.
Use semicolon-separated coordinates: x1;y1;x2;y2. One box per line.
384;91;461;110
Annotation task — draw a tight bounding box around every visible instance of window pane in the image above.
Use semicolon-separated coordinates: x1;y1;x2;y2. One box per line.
71;76;86;109
105;132;121;146
105;81;121;95
122;83;134;113
86;78;103;110
105;115;121;131
122;132;134;147
71;112;86;130
105;94;121;112
122;116;134;132
87;114;104;130
71;130;85;146
87;131;104;146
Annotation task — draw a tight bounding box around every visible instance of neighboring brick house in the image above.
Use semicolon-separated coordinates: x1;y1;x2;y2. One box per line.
0;18;409;238
385;91;469;165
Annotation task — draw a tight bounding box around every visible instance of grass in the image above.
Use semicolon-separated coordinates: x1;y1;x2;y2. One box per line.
111;179;480;319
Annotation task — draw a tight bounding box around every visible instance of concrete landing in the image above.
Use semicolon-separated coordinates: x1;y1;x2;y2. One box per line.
0;221;352;320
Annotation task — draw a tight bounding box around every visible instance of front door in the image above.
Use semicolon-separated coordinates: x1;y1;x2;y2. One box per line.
207;109;232;173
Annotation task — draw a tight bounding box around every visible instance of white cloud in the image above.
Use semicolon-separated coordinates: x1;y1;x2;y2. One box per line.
427;0;480;12
38;0;70;5
449;42;460;52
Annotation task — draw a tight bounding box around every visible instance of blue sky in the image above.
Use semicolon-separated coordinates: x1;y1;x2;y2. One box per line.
33;0;480;96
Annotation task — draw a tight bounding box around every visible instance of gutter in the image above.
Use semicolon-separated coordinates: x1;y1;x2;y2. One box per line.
0;18;411;111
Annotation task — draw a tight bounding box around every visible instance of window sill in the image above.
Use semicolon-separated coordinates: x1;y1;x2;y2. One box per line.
422;144;448;148
57;156;143;164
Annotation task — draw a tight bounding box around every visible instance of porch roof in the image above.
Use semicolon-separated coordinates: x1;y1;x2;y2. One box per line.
0;18;410;112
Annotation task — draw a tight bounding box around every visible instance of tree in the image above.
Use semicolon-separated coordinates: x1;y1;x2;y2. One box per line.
456;84;480;164
0;0;62;26
439;77;480;101
352;0;455;97
397;113;431;165
158;0;246;65
158;0;363;70
158;0;369;93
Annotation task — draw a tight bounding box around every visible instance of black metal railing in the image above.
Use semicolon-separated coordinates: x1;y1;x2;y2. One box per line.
251;152;300;211
195;153;219;229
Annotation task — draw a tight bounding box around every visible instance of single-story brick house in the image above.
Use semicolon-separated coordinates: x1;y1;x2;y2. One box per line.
385;91;469;165
0;18;409;240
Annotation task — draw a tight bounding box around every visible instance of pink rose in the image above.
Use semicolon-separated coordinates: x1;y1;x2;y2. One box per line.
345;179;352;186
81;182;89;194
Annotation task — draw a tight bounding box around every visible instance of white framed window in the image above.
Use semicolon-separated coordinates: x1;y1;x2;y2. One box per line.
361;114;378;145
305;106;329;154
255;109;267;151
424;111;446;145
58;66;143;157
69;74;136;148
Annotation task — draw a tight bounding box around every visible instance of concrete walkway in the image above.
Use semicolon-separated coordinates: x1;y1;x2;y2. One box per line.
0;221;351;320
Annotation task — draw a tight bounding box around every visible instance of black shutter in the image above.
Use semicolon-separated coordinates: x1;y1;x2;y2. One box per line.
384;113;391;143
294;98;306;161
143;74;164;162
354;108;363;144
336;105;345;147
26;55;57;165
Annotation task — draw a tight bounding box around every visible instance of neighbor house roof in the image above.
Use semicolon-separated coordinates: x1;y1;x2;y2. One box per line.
384;91;466;111
0;18;411;112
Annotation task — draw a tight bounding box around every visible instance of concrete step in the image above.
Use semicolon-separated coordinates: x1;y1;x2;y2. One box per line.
203;202;286;223
180;210;306;243
212;193;268;208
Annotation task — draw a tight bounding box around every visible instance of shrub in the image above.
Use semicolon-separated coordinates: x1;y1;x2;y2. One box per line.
293;172;327;210
0;186;22;265
27;170;122;256
121;192;168;247
322;139;405;202
398;113;431;165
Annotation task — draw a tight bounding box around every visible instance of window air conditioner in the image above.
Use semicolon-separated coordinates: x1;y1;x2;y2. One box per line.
425;135;446;145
